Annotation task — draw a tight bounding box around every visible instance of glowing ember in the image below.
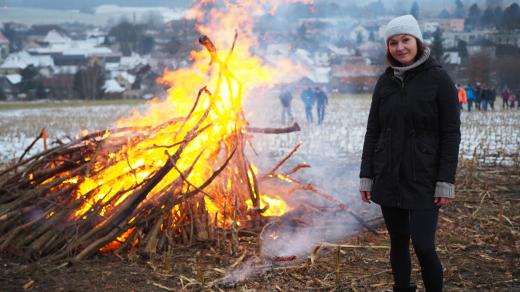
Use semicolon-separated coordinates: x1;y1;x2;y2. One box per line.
246;194;289;217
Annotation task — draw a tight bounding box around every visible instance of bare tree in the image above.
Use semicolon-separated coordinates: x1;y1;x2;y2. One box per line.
467;52;492;85
496;55;520;89
74;60;105;100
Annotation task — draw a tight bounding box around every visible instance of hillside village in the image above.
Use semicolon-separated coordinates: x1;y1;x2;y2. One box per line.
0;1;519;101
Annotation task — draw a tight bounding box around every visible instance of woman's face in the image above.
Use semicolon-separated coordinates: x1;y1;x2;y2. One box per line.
387;34;418;66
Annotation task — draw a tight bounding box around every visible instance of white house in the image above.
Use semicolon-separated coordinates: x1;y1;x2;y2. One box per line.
103;79;125;93
443;52;461;65
42;30;71;46
422;21;440;34
0;51;54;75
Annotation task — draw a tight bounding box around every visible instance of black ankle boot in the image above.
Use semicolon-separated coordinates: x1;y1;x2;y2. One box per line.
393;283;417;292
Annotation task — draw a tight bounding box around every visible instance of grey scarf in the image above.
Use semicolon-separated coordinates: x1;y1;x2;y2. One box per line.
391;47;431;81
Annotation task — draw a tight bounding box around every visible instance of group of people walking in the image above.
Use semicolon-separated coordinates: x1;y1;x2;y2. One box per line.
457;83;518;112
279;85;328;124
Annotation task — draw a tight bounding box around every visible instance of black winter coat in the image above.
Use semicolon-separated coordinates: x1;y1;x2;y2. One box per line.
359;57;461;209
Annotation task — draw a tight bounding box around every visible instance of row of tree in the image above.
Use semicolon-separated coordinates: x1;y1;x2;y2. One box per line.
435;1;520;30
427;22;520;90
464;2;520;30
0;63;105;100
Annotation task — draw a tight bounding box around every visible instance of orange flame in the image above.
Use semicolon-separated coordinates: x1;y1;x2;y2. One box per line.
40;1;313;252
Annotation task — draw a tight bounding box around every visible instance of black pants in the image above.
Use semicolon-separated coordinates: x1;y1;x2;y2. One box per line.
381;206;443;292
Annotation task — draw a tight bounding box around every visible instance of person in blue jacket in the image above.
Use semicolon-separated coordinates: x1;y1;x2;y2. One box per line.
300;85;316;123
465;85;477;112
279;88;294;124
314;86;328;124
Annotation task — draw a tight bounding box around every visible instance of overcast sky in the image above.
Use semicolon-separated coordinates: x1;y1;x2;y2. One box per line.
3;0;517;10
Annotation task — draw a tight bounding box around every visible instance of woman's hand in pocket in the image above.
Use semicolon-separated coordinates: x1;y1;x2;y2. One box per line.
360;191;372;203
434;197;451;206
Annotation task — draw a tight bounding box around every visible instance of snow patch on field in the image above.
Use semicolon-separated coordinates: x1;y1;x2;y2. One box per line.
0;104;138;162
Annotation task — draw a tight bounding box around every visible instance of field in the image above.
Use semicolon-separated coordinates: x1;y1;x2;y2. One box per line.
0;99;145;162
0;94;519;291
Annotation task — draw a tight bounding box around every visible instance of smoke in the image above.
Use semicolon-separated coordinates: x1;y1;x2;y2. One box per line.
220;205;368;284
222;258;263;284
237;86;381;285
260;210;365;257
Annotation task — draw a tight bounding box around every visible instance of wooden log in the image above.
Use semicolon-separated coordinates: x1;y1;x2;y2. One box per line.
0;208;49;252
0;165;87;216
246;122;301;134
16;198;83;249
142;216;164;255
260;143;302;181
73;227;121;261
18;128;46;163
68;108;213;259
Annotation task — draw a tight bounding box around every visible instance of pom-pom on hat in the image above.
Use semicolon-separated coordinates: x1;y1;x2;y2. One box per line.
384;14;423;44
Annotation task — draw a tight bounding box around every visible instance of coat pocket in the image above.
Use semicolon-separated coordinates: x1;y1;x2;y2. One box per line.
414;140;438;182
373;140;387;177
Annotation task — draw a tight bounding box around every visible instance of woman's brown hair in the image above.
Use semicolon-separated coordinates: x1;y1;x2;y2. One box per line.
385;36;426;66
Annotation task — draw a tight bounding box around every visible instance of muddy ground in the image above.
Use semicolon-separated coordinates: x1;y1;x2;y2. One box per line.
1;161;519;291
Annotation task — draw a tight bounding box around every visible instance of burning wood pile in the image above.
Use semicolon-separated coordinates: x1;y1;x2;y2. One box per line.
0;1;376;266
0;34;304;261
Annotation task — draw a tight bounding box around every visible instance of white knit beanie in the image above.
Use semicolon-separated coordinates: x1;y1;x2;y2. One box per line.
384;14;423;44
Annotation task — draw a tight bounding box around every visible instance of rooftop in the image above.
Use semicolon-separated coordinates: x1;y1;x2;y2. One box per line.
0;31;10;45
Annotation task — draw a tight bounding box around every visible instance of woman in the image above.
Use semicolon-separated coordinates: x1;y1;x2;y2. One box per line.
359;15;461;292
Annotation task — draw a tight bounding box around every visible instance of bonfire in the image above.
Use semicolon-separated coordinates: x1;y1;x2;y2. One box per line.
0;29;304;260
0;1;374;264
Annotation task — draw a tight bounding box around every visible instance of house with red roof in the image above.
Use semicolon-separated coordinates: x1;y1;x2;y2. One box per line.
330;63;384;93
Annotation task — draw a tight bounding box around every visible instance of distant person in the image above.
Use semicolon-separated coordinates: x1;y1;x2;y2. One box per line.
457;84;467;111
481;85;489;111
501;87;510;109
489;86;496;110
314;86;328;124
278;88;294;124
300;85;316;123
359;15;460;292
509;92;517;109
466;85;476;112
476;83;482;110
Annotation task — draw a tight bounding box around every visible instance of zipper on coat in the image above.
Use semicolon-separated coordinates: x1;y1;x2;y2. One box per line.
410;129;417;181
386;128;392;171
393;75;417;182
391;76;404;88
